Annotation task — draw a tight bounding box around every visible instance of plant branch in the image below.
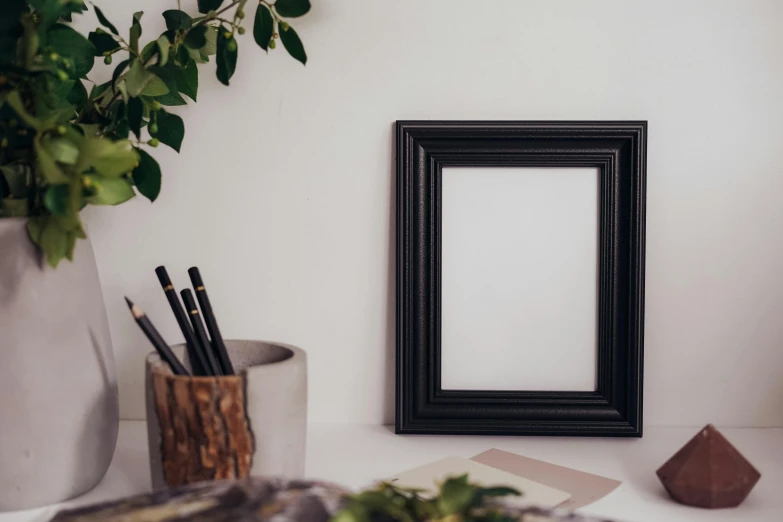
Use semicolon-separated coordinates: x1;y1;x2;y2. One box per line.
193;0;241;22
215;1;242;17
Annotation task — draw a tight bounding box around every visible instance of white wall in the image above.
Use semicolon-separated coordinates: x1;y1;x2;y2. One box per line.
77;0;783;427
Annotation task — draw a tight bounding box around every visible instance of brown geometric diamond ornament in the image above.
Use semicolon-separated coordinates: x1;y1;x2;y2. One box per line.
656;424;761;508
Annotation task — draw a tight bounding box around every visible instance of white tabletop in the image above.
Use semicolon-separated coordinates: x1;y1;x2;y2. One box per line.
1;422;781;522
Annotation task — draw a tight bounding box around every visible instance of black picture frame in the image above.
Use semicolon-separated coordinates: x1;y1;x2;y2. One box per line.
396;121;647;437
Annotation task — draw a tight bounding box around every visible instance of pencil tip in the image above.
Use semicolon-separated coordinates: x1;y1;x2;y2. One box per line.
125;297;145;318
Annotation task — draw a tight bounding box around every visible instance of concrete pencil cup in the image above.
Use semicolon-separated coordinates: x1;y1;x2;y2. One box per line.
145;340;307;489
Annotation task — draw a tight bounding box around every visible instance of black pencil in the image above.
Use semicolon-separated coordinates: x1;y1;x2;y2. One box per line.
188;267;235;375
125;297;189;376
155;266;211;376
181;289;222;376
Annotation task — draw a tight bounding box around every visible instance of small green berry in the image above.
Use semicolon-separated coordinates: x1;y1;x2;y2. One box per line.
148;138;159;147
237;26;246;35
56;69;69;81
237;10;245;19
269;38;276;49
227;39;237;52
153;101;161;110
223;31;232;39
49;52;59;61
280;21;290;31
95;27;105;34
104;55;113;65
61;58;71;68
149;123;159;135
56;125;67;136
207;9;216;18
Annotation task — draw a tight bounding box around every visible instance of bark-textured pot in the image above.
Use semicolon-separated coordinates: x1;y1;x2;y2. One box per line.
145;340;307;489
0;218;119;511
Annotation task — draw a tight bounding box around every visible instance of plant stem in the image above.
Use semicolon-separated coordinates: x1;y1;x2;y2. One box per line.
193;0;241;22
214;17;236;27
215;0;241;17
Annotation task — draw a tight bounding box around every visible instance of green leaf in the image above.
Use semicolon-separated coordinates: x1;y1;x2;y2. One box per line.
94;5;118;35
47;24;96;78
184;25;207;49
85;175;135;205
1;198;28;217
125;60;169;97
155;110;184;152
77;125;99;138
34;138;68;183
274;0;311;18
180;59;198;101
112;119;130;139
216;29;238;86
163;9;192;31
44;184;69;216
37;217;72;268
155;35;171;66
31;0;62;28
75;136;139;177
27;214;81;268
153;90;186;106
88;31;120;56
279;24;306;65
149;61;197;105
174;60;198;101
156;35;170;66
127;97;143;139
0;164;31;198
111;58;130;89
331;505;369;522
437;476;476;515
175;44;190;65
27;215;44;244
130;11;143;54
201;26;218;55
66;79;88;108
55;79;75;99
140;39;158;63
140;74;169;96
475;487;521;499
3;90;42;130
197;0;224;14
43;136;79;164
132;148;161;201
89;81;110;100
253;4;273;51
124;60;147;96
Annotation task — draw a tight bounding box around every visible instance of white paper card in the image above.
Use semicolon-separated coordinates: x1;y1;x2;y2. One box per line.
386;456;571;508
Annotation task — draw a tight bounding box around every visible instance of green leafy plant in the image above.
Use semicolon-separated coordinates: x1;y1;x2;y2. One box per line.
0;0;310;267
332;475;522;522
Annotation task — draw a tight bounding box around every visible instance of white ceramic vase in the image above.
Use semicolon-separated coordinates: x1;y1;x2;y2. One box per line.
0;218;119;511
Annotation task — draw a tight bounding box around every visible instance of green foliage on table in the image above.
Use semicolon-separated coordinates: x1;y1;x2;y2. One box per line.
332;475;522;522
0;0;310;267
